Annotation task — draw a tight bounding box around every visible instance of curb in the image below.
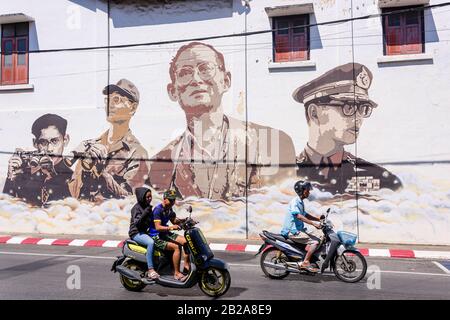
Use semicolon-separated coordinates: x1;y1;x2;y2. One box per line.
1;236;450;260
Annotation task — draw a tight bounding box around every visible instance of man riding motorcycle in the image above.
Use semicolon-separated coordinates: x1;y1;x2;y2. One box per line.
281;180;324;273
149;189;191;281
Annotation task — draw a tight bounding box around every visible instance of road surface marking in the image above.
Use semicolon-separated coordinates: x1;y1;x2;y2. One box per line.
1;251;450;278
432;261;450;274
0;251;114;260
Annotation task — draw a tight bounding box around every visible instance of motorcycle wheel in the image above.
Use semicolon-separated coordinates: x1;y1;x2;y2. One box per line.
260;247;289;279
334;250;367;283
119;261;146;292
199;267;231;297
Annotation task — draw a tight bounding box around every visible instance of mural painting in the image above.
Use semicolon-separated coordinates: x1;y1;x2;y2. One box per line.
0;41;448;245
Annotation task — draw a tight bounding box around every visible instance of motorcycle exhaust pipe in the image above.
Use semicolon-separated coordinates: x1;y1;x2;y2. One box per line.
115;265;143;281
263;261;301;274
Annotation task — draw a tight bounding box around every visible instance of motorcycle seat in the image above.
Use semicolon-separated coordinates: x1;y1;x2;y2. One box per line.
125;239;143;247
262;230;301;247
263;230;290;242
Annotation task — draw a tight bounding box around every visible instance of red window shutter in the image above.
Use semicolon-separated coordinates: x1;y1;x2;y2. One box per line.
275;33;290;62
15;36;28;84
404;12;422;54
291;33;307;61
274;19;290;62
385;14;403;55
1;38;15;85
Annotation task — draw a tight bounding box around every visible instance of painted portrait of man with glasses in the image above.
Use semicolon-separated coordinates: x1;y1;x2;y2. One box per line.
149;41;296;200
293;63;402;194
3;113;73;206
67;79;149;202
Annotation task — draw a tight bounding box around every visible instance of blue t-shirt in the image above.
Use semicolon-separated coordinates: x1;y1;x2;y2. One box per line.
281;197;307;237
149;203;176;237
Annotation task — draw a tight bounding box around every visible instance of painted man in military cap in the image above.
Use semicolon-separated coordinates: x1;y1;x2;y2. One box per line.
293;63;402;194
68;79;149;202
149;41;296;200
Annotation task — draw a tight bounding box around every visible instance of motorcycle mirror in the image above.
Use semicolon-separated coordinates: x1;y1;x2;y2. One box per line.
186;205;193;218
326;208;330;218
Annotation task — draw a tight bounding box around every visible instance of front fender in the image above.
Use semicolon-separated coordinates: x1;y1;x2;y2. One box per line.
199;258;229;271
255;243;273;256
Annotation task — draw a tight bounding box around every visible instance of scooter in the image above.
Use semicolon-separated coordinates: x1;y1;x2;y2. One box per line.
111;206;231;297
257;209;367;283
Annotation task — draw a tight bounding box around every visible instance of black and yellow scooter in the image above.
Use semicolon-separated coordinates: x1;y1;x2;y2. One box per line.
111;207;231;297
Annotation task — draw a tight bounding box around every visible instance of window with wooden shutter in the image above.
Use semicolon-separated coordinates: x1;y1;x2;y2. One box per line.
383;6;424;56
273;15;309;62
1;22;29;85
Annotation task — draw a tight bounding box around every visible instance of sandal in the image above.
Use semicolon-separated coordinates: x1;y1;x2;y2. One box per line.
174;273;188;282
147;270;160;280
300;263;319;273
182;267;191;275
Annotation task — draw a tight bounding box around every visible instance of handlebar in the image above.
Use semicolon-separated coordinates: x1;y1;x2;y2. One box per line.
178;217;198;230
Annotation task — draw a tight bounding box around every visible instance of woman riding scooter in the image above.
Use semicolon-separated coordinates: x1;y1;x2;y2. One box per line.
128;187;160;280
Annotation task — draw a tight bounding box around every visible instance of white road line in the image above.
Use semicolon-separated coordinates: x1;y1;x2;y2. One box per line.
0;251;115;260
432;261;450;274
1;251;450;278
227;263;450;277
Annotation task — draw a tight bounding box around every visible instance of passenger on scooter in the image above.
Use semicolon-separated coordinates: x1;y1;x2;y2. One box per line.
281;180;325;273
128;187;160;280
150;189;191;281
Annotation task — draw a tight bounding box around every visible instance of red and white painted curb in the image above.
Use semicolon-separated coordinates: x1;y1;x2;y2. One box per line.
1;236;449;260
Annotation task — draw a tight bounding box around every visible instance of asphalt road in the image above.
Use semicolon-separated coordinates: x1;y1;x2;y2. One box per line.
0;244;449;300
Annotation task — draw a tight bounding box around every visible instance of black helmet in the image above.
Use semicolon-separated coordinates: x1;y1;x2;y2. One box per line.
294;180;312;196
163;189;177;200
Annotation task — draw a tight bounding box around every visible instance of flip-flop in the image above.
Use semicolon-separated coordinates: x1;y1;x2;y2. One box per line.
300;264;319;273
174;274;188;282
147;271;160;280
182;267;191;275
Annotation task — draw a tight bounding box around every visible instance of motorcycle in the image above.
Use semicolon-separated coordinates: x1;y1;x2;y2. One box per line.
257;209;367;283
111;206;231;297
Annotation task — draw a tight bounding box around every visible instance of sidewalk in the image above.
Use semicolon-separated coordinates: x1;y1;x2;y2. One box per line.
1;232;449;259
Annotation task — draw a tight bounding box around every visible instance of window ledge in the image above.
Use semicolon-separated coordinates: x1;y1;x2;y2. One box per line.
0;84;34;92
377;53;433;64
268;60;316;70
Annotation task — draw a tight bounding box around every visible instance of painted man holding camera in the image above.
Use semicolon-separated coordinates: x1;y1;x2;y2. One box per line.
68;79;149;202
3;113;73;206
